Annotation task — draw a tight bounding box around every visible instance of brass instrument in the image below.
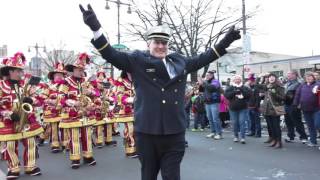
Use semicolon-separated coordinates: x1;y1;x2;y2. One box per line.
101;89;110;116
13;84;33;132
77;81;92;125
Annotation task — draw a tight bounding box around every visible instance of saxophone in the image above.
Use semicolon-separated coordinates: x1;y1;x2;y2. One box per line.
77;81;92;125
13;83;33;133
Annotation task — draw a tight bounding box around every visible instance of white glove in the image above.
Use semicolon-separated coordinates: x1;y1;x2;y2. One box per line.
66;99;79;107
126;97;134;104
109;105;115;111
236;94;244;99
312;85;318;94
1;110;13;118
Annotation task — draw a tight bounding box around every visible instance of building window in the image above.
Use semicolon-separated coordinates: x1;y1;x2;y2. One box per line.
300;68;313;77
269;71;283;77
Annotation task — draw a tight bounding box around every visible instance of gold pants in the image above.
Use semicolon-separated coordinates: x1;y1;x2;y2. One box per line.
4;137;38;173
50;122;60;148
104;124;115;144
69;126;93;161
123;122;136;155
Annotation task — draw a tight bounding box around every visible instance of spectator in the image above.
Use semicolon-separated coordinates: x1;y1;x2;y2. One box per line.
246;74;262;138
313;71;320;140
198;71;223;140
260;73;285;149
293;72;318;147
312;71;320;82
219;92;229;128
192;87;206;131
225;75;251;144
284;70;308;143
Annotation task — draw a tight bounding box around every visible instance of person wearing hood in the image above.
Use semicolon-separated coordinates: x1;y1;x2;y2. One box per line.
225;75;251;144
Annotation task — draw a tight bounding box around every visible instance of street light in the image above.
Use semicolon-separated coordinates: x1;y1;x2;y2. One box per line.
105;0;132;78
28;43;46;77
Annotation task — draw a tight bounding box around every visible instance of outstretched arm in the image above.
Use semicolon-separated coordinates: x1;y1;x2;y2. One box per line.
79;4;134;72
185;26;241;73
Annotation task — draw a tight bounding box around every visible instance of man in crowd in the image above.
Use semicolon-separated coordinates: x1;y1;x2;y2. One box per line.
284;70;308;143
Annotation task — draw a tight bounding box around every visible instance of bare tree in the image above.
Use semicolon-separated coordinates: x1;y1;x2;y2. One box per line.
40;42;76;74
124;0;258;82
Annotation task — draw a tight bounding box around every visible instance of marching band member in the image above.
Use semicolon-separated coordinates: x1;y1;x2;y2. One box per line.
42;62;67;153
59;53;97;169
0;53;43;179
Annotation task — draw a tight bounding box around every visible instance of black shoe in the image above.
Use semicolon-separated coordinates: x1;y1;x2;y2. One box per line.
105;141;117;147
247;133;255;137
6;171;19;179
255;135;261;138
112;132;120;136
185;141;189;148
83;157;96;166
96;143;104;149
285;138;295;143
126;152;139;158
71;160;81;169
37;139;45;146
25;167;41;176
51;147;61;153
61;146;70;152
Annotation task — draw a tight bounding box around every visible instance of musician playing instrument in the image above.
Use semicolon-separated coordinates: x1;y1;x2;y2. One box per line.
0;52;43;179
59;53;97;169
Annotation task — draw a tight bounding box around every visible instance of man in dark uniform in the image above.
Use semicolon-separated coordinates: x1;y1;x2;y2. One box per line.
79;4;241;180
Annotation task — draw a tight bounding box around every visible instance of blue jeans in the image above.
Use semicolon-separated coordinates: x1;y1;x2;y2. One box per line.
248;109;261;136
315;111;320;129
229;109;248;139
303;111;317;145
245;110;251;133
194;113;206;129
205;103;222;135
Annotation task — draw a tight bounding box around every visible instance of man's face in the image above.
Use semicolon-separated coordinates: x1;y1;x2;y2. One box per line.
148;39;168;59
287;72;296;80
73;67;84;78
205;73;214;80
313;72;320;80
9;68;24;80
53;73;64;81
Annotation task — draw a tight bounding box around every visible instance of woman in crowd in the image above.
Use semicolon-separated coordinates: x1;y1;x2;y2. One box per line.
294;72;319;147
225;75;251;144
260;73;285;149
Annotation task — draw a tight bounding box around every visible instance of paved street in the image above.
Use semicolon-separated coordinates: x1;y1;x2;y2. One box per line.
1;127;320;180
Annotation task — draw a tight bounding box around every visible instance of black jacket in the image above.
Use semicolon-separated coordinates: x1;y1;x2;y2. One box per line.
284;80;300;105
91;35;222;135
247;84;262;109
225;85;251;111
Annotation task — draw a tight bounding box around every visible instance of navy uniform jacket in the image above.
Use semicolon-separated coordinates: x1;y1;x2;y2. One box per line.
91;35;221;135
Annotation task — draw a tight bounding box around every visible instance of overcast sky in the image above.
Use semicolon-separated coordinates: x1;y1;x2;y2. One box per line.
1;0;320;59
